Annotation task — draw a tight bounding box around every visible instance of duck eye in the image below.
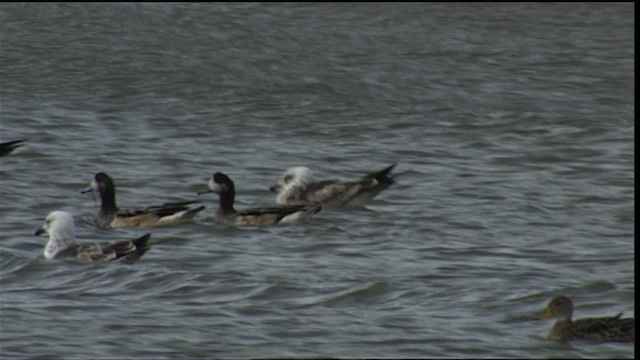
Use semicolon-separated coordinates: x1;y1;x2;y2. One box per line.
284;175;293;183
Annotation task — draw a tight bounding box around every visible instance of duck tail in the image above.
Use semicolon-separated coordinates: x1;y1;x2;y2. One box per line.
0;139;26;157
121;233;151;264
184;205;206;219
308;203;322;214
295;203;322;222
368;163;397;185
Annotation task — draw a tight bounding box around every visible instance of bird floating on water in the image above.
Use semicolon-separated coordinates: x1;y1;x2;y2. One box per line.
36;210;150;263
198;171;321;225
269;163;397;208
82;172;205;229
539;295;634;343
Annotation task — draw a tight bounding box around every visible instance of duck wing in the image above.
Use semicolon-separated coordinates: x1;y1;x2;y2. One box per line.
572;314;635;342
303;164;396;206
236;203;321;225
238;205;316;217
72;233;151;263
118;201;202;218
303;180;354;204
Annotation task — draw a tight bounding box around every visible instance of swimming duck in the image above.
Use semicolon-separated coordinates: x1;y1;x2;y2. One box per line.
269;163;396;207
82;172;205;229
198;172;322;225
0;139;26;157
35;210;150;263
539;295;634;342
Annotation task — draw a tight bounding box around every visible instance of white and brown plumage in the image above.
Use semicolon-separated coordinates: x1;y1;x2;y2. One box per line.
269;164;397;208
198;172;321;226
35;211;150;263
82;172;205;229
539;295;634;343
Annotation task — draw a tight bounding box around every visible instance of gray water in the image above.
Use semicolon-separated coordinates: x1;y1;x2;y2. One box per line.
0;3;634;359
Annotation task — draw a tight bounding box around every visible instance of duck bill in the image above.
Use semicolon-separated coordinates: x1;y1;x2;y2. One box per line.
538;308;553;320
81;187;93;194
197;189;213;196
35;227;46;236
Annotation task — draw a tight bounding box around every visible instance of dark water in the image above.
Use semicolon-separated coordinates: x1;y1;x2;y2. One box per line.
0;3;634;358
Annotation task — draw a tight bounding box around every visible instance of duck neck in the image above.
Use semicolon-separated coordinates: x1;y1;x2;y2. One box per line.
99;184;118;214
217;186;237;216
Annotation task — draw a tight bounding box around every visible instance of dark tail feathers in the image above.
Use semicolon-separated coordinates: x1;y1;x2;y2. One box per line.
0;139;26;157
367;163;396;185
121;233;151;264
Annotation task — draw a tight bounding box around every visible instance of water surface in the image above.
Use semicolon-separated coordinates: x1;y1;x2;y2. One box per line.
0;3;634;359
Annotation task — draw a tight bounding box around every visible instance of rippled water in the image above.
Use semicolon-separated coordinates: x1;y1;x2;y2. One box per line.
0;3;634;359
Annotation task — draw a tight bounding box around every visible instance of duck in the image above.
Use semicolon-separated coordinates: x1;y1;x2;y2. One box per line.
0;139;26;157
269;163;397;208
539;295;634;342
198;171;322;225
35;210;150;263
82;172;205;229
